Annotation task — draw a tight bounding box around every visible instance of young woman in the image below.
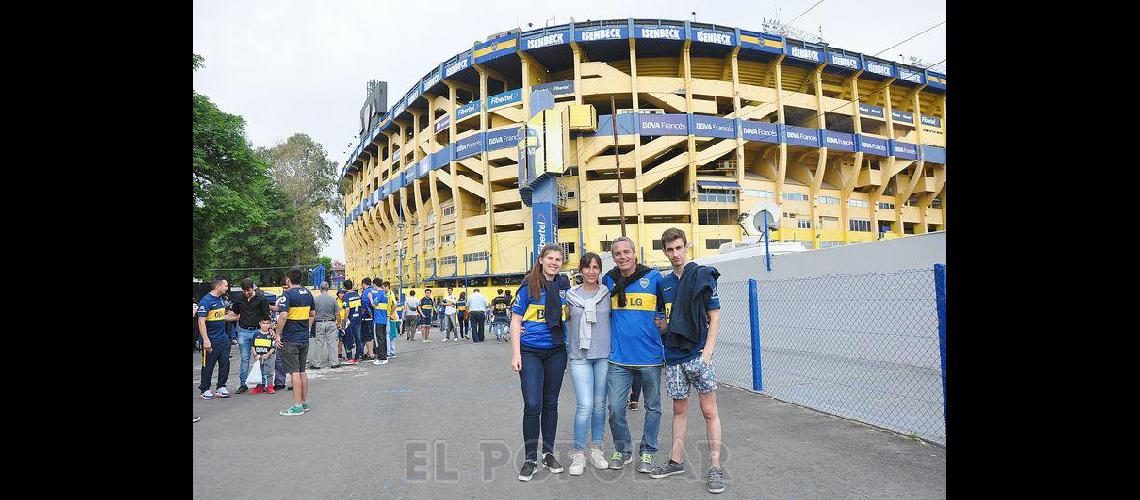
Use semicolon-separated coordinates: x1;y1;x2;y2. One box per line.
564;252;613;475
456;291;469;340
511;243;570;481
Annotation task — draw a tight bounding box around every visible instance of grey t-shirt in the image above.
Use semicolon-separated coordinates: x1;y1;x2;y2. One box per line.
566;286;612;360
404;296;421;316
313;293;339;322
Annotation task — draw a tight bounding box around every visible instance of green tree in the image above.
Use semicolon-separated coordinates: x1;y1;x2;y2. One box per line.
258;134;339;266
194;53;298;283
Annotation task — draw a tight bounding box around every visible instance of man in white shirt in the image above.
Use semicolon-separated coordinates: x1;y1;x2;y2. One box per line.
403;290;421;341
466;288;490;343
442;288;459;342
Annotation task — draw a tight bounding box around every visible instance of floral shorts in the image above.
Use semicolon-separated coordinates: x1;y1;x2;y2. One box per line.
666;356;718;400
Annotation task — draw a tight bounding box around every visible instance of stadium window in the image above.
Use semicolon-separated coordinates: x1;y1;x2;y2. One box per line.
652;239;663;250
744;189;774;199
698;188;737;203
816;195;839;205
441;256;457;266
442;206;455;217
705;239;731;250
559;241;575;257
797;219;812;229
848;199;868;208
820;241;843;249
931;197;942;209
441;233;455;244
782;192;809;201
848;219;871;232
877;202;895;210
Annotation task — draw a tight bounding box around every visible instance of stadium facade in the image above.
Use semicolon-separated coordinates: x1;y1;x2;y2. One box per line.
340;18;946;287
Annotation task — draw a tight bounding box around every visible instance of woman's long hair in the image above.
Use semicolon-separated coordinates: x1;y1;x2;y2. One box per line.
525;243;565;301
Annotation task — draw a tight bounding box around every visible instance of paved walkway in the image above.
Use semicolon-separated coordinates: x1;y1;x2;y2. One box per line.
192;331;945;498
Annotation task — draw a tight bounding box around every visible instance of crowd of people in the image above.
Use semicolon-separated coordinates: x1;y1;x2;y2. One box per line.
194;270;520;416
195;226;725;494
508;227;726;495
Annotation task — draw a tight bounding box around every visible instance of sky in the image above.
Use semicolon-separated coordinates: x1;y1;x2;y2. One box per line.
193;0;946;262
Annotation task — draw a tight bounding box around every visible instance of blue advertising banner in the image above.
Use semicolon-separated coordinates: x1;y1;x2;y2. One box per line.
391;147;401;162
784;125;820;147
828;51;861;70
532;201;557;254
533;80;574;96
898;66;925;84
474;33;519;64
858;135;889;156
890;140;918;160
404;84;421;107
921;115;942;128
739;29;784;53
863;57;895;78
431;148;452;169
423;67;442;90
364;195;372;210
443;51;472;78
454;133;484;160
392;97;407;118
635;25;684;41
456;100;481;122
740;120;780;143
859;103;885;118
435;113;451;133
522;28;570;50
377;183;387;200
692;115;736;139
822;130;856;152
417;157;432;178
891;110;915;123
921;145;946;164
636;113;689;136
487;88;522;110
574;26;628;42
926;71;947;90
589;113;639;137
429;153;446;171
786;44;824;64
690;28;735;46
486;127;520;152
402;169;413;187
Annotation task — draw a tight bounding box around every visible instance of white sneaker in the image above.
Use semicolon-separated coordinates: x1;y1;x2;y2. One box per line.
372;359;382;365
589;446;608;469
216;387;230;398
569;451;586;476
200;390;214;400
378;359;388;364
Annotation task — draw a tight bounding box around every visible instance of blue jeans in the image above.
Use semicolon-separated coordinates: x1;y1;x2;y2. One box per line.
570;358;609;451
606;363;663;455
237;327;258;386
519;344;568;461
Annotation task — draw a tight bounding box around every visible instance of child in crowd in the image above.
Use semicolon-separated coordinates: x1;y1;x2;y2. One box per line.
248;317;277;394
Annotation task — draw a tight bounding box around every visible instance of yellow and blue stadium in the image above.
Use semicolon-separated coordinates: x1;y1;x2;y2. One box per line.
340;18;946;288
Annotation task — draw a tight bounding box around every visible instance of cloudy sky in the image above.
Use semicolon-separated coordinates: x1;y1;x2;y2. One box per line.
193;0;946;261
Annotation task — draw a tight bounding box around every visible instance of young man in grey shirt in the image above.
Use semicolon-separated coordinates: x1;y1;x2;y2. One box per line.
312;282;341;369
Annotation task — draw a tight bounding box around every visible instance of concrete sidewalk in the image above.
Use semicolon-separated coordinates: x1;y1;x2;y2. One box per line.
192;333;945;498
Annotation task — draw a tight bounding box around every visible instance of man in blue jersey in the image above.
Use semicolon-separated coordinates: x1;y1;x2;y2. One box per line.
341;280;362;365
370;281;390;365
647;228;725;494
601;236;667;473
198;276;239;399
276;268;315;416
354;277;374;364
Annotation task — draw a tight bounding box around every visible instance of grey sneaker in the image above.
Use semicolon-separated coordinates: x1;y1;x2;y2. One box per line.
637;452;654;473
650;460;686;479
707;467;726;494
608;451;633;469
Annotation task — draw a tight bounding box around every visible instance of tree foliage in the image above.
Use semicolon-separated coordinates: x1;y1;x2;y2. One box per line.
193;53;311;284
257;134;339;266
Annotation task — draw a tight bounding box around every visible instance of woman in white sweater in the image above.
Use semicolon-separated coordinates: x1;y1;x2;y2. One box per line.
564;252;613;475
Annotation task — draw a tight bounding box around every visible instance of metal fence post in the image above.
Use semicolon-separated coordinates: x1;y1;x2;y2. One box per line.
749;278;763;392
933;264;947;424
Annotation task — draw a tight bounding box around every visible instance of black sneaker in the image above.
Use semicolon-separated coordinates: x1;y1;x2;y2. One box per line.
518;460;538;481
236;385;248;394
707;467;726;494
273;384;286;390
542;453;564;473
650;460;686;479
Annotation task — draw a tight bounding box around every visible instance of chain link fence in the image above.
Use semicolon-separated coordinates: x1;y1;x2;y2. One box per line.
714;267;946;445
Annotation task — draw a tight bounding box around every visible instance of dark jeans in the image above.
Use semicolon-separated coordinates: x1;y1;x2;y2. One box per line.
630;369;644;402
470;311;486;342
519;344;568;461
274;346;286;386
355;321;370;359
199;337;231;392
374;323;387;361
459;313;469;338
